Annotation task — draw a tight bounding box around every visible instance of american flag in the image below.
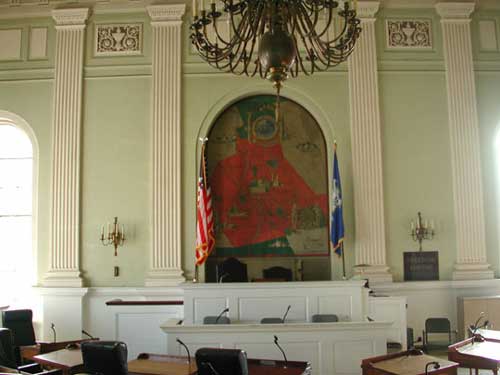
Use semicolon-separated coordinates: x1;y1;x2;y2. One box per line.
195;140;215;266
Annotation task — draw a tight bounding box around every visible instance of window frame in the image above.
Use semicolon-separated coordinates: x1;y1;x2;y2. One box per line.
0;110;38;287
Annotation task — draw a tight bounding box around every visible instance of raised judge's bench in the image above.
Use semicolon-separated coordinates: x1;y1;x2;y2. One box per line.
182;280;369;324
162;321;390;375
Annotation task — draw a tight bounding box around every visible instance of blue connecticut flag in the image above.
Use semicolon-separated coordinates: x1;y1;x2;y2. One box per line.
331;144;344;256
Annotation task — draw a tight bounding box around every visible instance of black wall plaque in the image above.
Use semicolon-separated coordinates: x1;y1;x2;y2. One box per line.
404;251;439;281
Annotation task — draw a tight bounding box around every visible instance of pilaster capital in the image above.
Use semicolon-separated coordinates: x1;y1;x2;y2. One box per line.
356;1;380;19
147;4;186;23
52;8;89;26
435;2;475;20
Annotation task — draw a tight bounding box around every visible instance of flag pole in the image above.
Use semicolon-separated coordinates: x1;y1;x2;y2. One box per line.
341;242;346;280
193;137;208;283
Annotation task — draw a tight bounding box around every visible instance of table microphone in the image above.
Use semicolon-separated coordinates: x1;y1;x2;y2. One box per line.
176;337;191;364
282;305;291;323
218;273;229;283
425;361;440;375
274;335;288;368
470;312;486;343
50;323;56;343
82;330;95;339
215;308;229;324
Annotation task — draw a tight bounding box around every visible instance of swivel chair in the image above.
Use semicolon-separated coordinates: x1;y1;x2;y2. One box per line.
0;328;61;375
422;317;456;353
1;310;38;364
216;258;248;283
203;316;231;324
311;314;339;323
262;266;293;281
80;341;128;375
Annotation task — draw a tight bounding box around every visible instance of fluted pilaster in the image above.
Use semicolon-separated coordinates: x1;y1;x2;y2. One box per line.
436;3;493;280
43;8;89;287
348;2;392;283
145;4;186;286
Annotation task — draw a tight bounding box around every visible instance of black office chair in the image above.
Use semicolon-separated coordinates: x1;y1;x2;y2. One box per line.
196;348;248;375
423;318;456;352
260;318;284;324
203;316;231;324
1;310;38;365
80;341;128;375
263;266;293;281
216;258;248;282
311;314;338;323
0;328;60;375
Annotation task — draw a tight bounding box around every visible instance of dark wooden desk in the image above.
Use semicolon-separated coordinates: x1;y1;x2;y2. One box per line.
448;336;500;375
34;350;310;375
22;338;97;362
32;348;84;375
129;354;310;375
362;350;458;375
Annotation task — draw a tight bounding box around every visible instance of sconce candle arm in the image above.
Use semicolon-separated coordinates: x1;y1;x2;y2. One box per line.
100;216;126;256
410;212;434;252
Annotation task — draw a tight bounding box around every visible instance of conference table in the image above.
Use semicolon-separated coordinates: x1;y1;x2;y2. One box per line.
448;334;500;375
33;349;311;375
362;350;458;375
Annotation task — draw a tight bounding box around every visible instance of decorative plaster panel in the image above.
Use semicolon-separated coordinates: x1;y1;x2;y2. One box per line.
0;29;22;60
479;20;498;51
29;27;48;59
386;19;432;49
95;23;142;56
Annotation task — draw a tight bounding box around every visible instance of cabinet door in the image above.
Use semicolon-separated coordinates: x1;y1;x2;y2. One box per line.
464;299;486;337
486;299;500;330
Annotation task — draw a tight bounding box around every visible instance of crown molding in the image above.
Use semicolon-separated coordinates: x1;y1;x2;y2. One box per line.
52;8;89;25
357;1;380;18
147;4;185;22
435;2;475;19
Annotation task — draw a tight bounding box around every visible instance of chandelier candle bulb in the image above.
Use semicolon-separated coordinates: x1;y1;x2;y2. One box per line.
192;0;196;17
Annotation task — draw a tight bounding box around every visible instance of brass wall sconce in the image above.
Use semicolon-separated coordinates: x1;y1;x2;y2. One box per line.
411;212;434;251
100;217;125;256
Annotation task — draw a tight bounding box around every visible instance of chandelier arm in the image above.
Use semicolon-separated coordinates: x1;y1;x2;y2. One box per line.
227;2;260;43
324;10;351;46
211;17;233;46
314;4;335;38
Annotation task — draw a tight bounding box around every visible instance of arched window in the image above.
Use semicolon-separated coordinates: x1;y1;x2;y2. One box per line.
0;118;36;307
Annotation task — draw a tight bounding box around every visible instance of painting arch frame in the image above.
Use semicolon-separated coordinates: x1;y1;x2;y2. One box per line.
204;93;331;260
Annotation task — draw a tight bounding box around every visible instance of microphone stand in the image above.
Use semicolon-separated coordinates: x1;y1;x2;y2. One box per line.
82;330;95;340
215;308;229;324
425;361;440;375
274;335;288;368
50;323;56;343
176;338;191;364
282;305;291;323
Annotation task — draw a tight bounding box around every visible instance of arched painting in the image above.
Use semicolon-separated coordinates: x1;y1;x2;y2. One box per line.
206;95;329;258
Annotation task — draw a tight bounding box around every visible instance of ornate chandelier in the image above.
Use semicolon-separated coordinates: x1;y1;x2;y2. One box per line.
190;0;361;95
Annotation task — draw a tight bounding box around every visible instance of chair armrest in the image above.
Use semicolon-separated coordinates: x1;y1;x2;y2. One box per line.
37;370;62;375
20;344;41;362
0;366;17;374
18;363;43;373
